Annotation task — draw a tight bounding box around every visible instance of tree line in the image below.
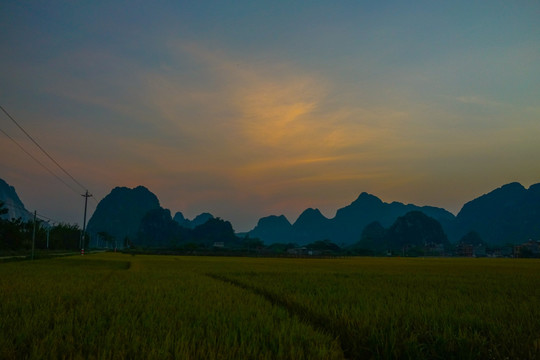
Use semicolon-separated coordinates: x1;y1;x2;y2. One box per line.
0;201;86;252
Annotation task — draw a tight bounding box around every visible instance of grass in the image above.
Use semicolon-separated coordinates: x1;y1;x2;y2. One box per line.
1;254;539;359
203;257;540;359
0;249;82;262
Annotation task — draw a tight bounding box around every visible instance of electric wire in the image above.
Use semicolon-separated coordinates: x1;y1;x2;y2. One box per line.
0;104;88;192
1;202;62;224
0;126;82;196
0;105;98;228
34;212;62;225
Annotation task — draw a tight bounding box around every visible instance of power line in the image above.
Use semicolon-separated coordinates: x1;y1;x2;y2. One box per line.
35;213;60;224
0;104;87;192
1;202;61;224
0;126;82;196
0;105;99;227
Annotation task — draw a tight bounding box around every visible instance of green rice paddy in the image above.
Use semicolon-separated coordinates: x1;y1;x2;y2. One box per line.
1;254;539;359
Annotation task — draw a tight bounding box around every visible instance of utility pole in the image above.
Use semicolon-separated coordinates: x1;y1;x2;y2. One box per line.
46;221;50;249
80;190;92;253
31;210;36;260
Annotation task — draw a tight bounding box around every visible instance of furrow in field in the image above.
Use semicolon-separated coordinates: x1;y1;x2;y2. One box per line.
206;272;367;360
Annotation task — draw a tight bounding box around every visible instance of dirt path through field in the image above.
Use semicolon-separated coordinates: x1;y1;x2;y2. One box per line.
206;272;366;359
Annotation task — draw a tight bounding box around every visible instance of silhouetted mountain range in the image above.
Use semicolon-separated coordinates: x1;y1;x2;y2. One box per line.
86;186;218;248
2;177;539;249
250;192;457;246
250;183;540;246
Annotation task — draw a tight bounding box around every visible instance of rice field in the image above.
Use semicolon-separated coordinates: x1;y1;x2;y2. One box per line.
1;254;539;359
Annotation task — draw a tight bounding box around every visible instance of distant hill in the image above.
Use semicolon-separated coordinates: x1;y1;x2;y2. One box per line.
137;207;187;248
249;192;455;246
331;192;456;245
249;215;293;244
172;212;190;227
457;182;540;246
87;186;161;247
173;212;214;229
355;211;449;255
138;208;241;249
249;183;540;247
384;211;449;252
0;178;32;222
292;208;333;244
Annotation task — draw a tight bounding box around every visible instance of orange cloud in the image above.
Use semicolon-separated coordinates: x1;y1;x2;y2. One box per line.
104;42;540;225
134;43;426;206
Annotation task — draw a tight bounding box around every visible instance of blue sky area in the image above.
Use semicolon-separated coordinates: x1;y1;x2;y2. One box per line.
1;1;539;231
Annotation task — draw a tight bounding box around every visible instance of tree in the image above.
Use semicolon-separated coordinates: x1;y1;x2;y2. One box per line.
307;239;341;252
49;223;81;250
97;231;115;248
0;214;34;250
239;235;264;252
266;242;297;254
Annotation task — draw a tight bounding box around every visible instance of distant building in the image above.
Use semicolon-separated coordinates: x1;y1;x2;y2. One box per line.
213;242;225;248
457;243;474;257
457;243;486;257
514;239;540;258
286;247;309;256
490;245;514;258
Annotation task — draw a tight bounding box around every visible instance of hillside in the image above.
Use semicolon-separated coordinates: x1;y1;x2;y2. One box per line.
0;178;32;222
86;186;161;247
457;182;540;246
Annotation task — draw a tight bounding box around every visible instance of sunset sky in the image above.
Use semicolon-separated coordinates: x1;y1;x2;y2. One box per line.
1;1;539;231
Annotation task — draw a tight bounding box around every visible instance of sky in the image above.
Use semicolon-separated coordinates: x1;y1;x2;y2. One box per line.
1;1;539;232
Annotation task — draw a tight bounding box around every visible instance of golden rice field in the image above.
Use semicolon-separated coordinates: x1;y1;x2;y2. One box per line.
1;254;539;359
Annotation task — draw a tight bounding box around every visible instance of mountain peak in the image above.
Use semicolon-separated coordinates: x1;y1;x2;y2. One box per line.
335;192;384;219
456;181;538;246
87;185;161;247
459;182;527;212
255;214;291;228
500;182;525;192
355;192;383;203
173;211;186;222
295;208;327;223
249;215;293;244
190;213;214;227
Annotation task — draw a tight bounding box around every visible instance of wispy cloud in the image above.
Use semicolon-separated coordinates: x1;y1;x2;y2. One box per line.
456;95;503;107
135;44;425;205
